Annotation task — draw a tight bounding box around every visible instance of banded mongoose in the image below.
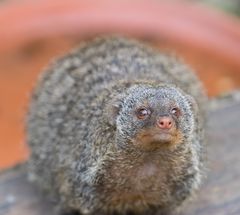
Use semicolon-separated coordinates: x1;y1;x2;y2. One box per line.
26;36;207;215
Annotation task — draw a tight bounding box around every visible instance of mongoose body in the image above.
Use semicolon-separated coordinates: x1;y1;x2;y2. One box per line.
27;37;207;215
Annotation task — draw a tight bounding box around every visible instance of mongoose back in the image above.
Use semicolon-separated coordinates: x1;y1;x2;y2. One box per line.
27;36;207;215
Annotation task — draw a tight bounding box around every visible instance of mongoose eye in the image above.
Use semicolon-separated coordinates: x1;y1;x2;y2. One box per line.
171;107;180;116
136;107;151;120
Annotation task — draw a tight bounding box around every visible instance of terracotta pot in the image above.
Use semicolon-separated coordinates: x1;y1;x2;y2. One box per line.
0;0;240;169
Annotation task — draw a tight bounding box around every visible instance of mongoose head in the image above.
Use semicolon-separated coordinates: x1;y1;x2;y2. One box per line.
108;84;197;151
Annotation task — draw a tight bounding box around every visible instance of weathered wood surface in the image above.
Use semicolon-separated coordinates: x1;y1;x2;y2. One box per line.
1;97;240;215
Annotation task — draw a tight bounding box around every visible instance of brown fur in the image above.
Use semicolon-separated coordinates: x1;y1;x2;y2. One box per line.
26;36;207;215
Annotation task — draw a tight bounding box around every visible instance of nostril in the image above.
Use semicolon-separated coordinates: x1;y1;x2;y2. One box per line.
157;117;173;129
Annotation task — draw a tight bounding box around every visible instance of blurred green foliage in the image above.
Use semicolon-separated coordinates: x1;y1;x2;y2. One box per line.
199;0;240;17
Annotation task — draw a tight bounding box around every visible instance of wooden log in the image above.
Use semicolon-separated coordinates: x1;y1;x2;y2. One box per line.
1;96;240;214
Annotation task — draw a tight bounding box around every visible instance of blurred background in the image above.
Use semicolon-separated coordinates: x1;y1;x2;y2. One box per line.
0;0;240;170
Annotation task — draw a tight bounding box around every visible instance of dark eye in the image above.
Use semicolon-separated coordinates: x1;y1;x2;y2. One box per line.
171;107;180;116
136;107;151;120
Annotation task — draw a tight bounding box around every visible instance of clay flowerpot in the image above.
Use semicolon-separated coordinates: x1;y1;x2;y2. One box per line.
0;0;240;169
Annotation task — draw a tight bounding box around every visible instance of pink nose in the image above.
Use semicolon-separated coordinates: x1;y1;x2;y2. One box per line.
157;117;173;129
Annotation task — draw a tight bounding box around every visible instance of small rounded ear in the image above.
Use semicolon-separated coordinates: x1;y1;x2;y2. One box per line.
106;95;124;126
186;94;198;113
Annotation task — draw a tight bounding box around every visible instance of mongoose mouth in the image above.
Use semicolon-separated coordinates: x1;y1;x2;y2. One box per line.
133;127;182;150
141;132;174;144
151;133;174;143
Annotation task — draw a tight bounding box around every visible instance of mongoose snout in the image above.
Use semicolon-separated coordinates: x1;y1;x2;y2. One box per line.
156;116;174;130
